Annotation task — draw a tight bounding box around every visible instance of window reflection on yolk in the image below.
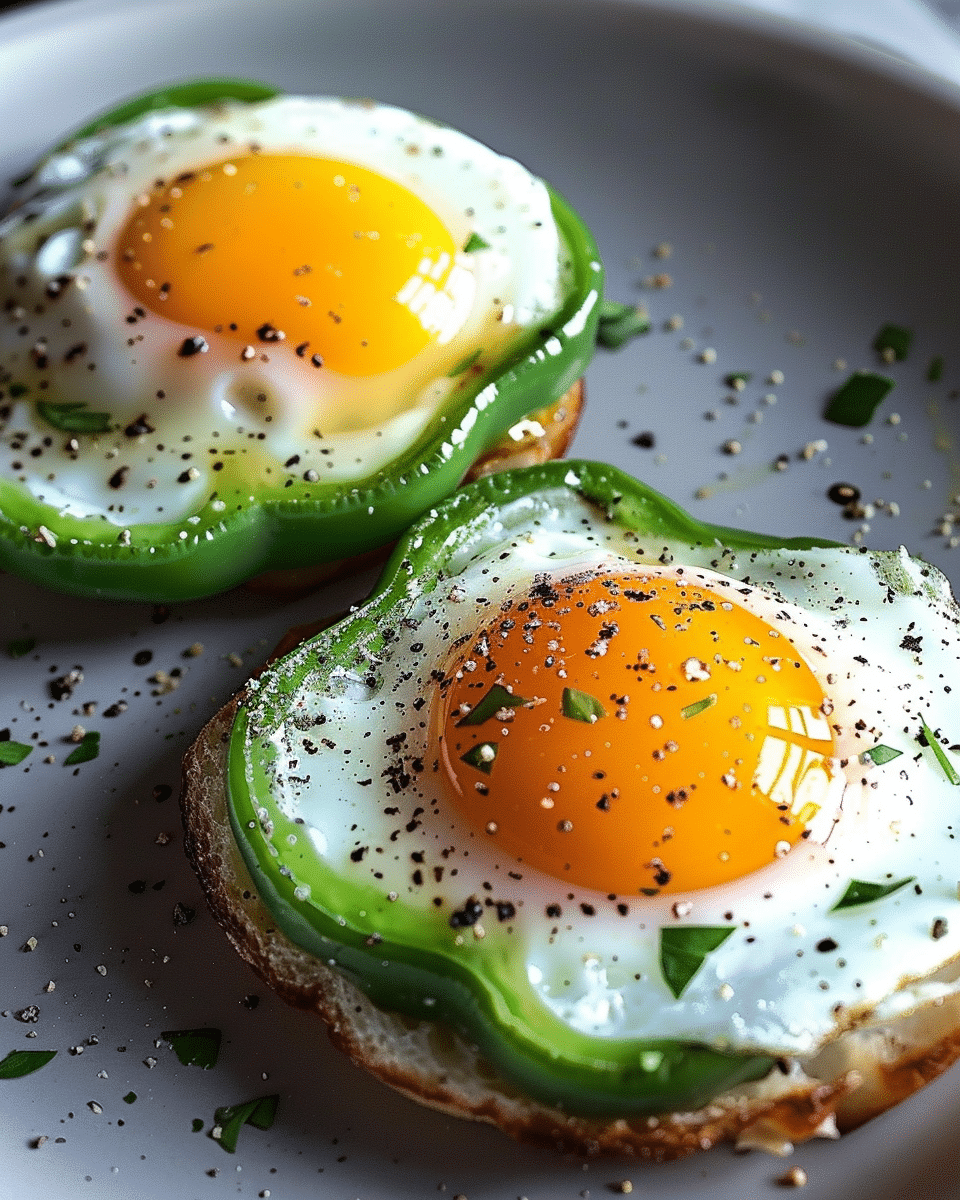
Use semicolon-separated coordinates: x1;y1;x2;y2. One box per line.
116;154;473;377
435;572;837;895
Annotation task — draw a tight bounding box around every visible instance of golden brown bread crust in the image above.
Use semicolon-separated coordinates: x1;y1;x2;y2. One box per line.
243;380;584;598
180;680;960;1159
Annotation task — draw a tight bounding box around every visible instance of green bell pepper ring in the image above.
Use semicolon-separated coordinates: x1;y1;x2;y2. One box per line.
0;82;602;601
226;462;843;1116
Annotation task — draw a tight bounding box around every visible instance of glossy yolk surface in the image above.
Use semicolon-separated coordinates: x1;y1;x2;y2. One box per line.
116;153;472;376
435;571;837;894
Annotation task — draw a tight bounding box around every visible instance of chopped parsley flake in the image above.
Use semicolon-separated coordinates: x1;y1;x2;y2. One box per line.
162;1027;222;1070
213;1094;279;1153
824;372;894;427
7;637;35;658
681;694;716;720
561;687;607;723
873;323;913;361
462;232;490;252
660;926;735;999
596;299;651;349
460;742;498;774
920;721;960;786
35;401;112;434
0;741;33;767
456;684;531;726
64;731;100;766
928;355;945;382
832;877;915;911
860;743;903;766
0;1049;57;1079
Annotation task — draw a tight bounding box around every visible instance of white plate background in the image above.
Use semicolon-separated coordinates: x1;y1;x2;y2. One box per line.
3;1;960;1197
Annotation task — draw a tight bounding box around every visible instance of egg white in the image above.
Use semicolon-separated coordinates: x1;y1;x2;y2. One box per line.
242;480;960;1059
0;96;567;525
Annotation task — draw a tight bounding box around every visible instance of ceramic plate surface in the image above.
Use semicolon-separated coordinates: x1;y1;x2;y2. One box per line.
3;1;960;1197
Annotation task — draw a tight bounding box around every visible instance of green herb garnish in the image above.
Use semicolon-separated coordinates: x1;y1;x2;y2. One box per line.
873;324;912;361
561;688;607;723
0;1049;57;1079
448;348;482;377
659;926;735;999
213;1094;279;1153
832;876;914;911
7;638;36;658
8;383;28;398
824;372;894;427
35;401;112;434
860;743;903;766
460;742;497;775
162;1027;222;1070
681;694;716;720
0;741;32;767
456;685;531;727
64;731;100;766
123;1092;137;1104
920;721;960;785
463;232;490;253
192;1118;204;1132
596;299;651;349
928;356;945;382
724;371;753;388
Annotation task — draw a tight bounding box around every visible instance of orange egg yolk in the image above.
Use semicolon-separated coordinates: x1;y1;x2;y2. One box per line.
434;570;837;895
116;153;471;376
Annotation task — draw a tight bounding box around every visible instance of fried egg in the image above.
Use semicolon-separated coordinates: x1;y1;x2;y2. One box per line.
0;94;569;527
229;462;960;1108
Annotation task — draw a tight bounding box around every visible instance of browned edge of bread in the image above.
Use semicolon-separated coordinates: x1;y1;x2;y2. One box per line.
243;379;584;599
181;671;960;1159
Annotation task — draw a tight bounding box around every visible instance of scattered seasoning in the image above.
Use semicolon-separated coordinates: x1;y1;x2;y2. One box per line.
827;483;860;506
178;335;209;357
35;401;112;433
607;1183;633;1195
873;323;912;362
212;1094;279;1153
831;877;914;911
162;1028;222;1069
123;1092;137;1104
724;371;752;389
928;356;945;382
462;232;490;252
63;731;100;766
0;741;32;766
7;638;36;658
932;918;949;940
631;431;656;449
0;1049;57;1079
659;926;735;998
919;721;960;786
561;687;607;723
824;372;894;427
776;1166;808;1188
596;300;651;349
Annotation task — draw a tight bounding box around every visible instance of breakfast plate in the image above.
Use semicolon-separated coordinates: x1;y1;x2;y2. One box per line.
3;1;960;1197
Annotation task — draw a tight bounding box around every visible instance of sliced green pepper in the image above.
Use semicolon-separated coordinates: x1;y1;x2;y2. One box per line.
226;462;843;1116
0;83;602;601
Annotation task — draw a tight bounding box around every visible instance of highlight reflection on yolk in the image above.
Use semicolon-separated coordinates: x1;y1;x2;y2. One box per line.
435;571;837;895
116;153;473;376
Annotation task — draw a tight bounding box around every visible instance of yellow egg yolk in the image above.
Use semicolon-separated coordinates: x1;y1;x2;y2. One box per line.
116;153;472;376
435;570;837;895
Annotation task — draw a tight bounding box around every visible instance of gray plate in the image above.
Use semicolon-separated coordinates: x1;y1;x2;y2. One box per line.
3;1;960;1197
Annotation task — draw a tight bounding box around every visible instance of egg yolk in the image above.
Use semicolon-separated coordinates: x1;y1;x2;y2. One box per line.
116;153;473;376
434;570;837;895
